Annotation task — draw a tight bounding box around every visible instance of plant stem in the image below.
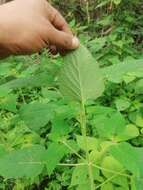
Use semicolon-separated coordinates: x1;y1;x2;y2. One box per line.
58;163;86;167
86;0;90;25
80;101;94;190
61;140;85;161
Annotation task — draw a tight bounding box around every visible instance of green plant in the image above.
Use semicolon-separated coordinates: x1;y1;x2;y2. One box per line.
0;44;143;189
59;45;104;189
0;0;143;187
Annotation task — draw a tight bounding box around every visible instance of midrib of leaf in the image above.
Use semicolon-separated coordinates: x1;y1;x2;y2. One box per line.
18;161;45;165
75;56;84;103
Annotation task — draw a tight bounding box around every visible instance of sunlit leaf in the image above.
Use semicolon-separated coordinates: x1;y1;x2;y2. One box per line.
59;45;104;103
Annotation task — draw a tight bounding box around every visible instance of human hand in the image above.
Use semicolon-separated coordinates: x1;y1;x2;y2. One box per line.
0;0;79;57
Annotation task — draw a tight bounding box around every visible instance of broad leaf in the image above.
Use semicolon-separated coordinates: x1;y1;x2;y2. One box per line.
92;111;126;140
59;45;104;103
109;142;139;176
0;145;46;178
19;102;54;132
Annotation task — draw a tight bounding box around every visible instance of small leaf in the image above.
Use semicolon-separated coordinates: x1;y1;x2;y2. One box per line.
49;117;71;141
71;165;89;186
129;112;143;128
45;143;68;176
101;183;114;190
88;37;107;53
76;135;98;151
113;0;122;5
135;79;143;94
115;98;130;111
59;45;104;103
0;93;17;113
101;156;124;178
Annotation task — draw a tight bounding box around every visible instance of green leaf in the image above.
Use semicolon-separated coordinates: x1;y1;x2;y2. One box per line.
134;147;143;177
0;145;7;158
0;93;17;112
71;165;89;186
71;146;99;188
0;63;12;77
77;183;91;190
102;59;143;83
19;102;54;132
59;45;104;103
97;15;112;26
100;183;114;190
76;135;98;151
92;111;126;140
130;176;143;190
96;1;110;9
135;79;143;94
101;156;124;178
109;142;139;176
115;124;139;142
88;37;107;53
49;117;71;141
0;71;53;90
115;98;130;111
87;105;115;116
45;143;68;176
129;112;143;128
113;0;122;5
0;145;46;178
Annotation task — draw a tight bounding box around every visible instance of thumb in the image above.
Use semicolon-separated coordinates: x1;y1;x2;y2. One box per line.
48;27;79;50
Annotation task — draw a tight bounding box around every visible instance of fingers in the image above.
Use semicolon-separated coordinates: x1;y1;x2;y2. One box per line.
51;8;72;34
47;24;79;50
49;45;57;55
45;2;72;34
44;3;79;52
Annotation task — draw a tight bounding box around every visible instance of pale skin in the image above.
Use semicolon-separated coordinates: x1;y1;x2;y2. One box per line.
0;0;80;58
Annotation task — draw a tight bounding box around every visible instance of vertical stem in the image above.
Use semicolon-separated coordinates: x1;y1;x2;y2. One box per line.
85;0;90;25
80;101;94;190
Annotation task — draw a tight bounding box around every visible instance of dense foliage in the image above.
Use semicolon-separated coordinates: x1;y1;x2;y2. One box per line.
0;0;143;189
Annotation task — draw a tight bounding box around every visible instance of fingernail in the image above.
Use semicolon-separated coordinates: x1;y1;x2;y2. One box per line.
72;37;80;48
